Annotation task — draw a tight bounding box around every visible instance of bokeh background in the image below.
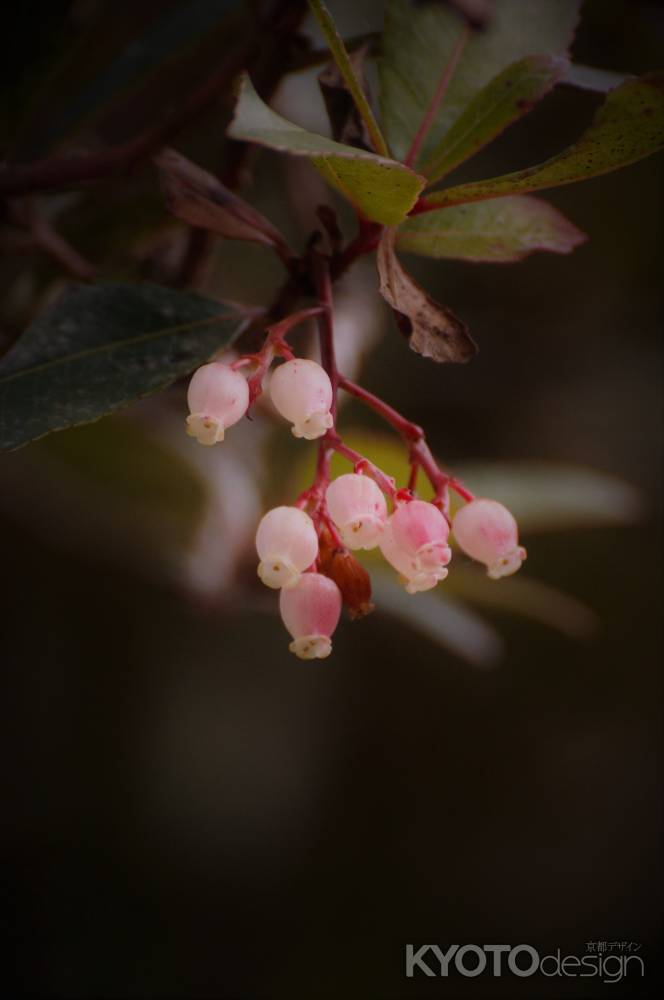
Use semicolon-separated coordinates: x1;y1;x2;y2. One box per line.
2;1;662;996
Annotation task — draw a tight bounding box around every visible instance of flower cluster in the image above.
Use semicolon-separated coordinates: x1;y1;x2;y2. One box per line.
184;314;526;661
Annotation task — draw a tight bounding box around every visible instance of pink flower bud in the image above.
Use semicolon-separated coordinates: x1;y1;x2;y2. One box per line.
269;359;333;440
452;498;527;579
378;522;448;594
390;500;452;572
279;572;342;659
255;506;318;589
325;473;387;550
186;362;249;445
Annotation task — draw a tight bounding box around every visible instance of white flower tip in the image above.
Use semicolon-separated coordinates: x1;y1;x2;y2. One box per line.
257;558;301;589
288;635;332;660
291;411;334;440
403;566;448;594
487;546;527;580
185;413;225;445
339;517;384;551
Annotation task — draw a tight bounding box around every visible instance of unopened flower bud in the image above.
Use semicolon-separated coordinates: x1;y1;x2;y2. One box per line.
255;506;318;589
452;498;527;579
279;572;342;659
320;546;373;620
269;359;333;440
325;473;387;550
186;362;249;445
379;521;448;594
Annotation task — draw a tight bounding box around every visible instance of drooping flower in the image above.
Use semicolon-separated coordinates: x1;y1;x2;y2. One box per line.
325;473;387;550
269;359;333;440
279;572;342;659
452;498;526;579
255;506;318;589
390;499;452;570
379;521;449;594
186;362;249;445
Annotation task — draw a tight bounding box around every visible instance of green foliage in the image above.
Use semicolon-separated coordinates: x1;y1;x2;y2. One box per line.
428;73;664;207
307;0;389;156
420;54;568;183
227;74;425;226
379;0;580;163
0;284;243;451
398;195;586;262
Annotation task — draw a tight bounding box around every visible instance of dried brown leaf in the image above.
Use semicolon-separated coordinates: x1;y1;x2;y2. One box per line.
377;230;477;363
318;44;374;151
155;148;290;257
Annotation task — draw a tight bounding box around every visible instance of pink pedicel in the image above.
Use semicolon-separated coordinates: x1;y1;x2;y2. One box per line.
279;572;342;660
186;362;249;445
379;518;449;594
255;506;319;590
269;358;334;440
390;498;452;571
452;498;527;579
325;473;387;550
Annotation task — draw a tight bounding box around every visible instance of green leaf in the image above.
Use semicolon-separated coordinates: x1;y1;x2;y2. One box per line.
426;73;664;208
307;0;389;156
397;195;586;262
0;283;244;451
379;0;579;164
421;55;568;183
227;74;425;226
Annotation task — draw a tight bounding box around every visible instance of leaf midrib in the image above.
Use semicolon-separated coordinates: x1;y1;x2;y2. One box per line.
0;312;238;386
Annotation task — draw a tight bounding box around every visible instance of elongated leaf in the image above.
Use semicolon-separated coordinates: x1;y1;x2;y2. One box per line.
379;0;579;163
155;148;291;256
0;284;244;451
377;230;476;361
421;55;568;183
227;74;425;226
427;73;664;208
308;0;388;155
564;63;629;93
397;195;586;262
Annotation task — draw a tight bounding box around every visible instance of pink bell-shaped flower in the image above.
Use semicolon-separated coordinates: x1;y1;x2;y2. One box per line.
255;506;318;589
279;572;342;659
453;498;526;579
325;473;387;550
379;521;449;594
390;499;452;571
186;362;249;445
269;359;333;440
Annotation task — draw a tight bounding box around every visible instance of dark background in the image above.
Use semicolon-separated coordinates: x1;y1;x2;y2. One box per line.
1;1;662;996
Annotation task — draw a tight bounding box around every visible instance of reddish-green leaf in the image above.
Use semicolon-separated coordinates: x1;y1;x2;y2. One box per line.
379;0;580;164
426;73;664;208
227;74;425;226
421;55;568;183
398;195;586;262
